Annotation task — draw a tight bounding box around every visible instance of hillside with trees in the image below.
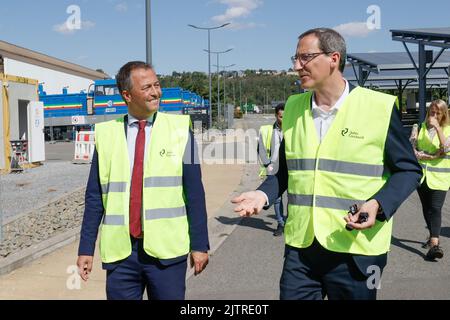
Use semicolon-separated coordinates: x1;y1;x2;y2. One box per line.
159;70;301;109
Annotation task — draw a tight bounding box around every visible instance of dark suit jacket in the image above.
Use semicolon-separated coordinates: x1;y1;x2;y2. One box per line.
257;85;423;275
78;113;210;269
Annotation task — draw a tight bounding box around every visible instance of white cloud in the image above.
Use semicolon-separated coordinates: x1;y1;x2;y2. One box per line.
227;22;264;30
333;22;375;38
115;2;128;12
53;20;95;35
212;0;263;29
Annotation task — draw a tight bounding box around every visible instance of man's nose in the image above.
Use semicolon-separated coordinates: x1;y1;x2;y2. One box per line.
149;85;160;97
294;59;303;71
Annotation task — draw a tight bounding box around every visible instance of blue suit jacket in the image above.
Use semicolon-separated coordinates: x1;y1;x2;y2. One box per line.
78;114;210;268
257;86;423;274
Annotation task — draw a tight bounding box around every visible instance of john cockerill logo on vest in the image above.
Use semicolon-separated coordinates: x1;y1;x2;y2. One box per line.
160;149;176;157
341;128;365;140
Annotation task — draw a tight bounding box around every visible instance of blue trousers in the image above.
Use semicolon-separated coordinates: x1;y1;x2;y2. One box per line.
280;240;379;300
273;196;285;226
106;238;187;300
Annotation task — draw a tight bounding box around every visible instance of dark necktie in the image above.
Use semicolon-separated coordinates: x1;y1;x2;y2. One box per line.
129;120;146;238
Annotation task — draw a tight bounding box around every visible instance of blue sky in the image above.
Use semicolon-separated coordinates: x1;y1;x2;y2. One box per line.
0;0;449;77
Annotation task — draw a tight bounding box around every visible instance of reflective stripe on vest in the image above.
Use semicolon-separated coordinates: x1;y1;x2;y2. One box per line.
101;182;128;194
103;215;125;226
288;194;366;211
95;112;191;263
287;158;385;177
282;86;396;255
417;123;450;190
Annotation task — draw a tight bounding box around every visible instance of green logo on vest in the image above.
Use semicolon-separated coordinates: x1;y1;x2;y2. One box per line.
160;149;176;157
342;128;364;140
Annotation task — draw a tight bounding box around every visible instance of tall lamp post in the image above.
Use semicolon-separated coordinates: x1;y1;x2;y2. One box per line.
205;48;233;123
188;23;230;128
214;63;235;121
145;0;152;65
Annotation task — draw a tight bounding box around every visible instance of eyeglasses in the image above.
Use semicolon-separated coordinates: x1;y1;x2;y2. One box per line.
291;52;332;65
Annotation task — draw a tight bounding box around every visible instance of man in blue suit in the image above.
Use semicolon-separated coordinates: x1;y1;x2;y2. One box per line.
232;28;422;300
76;61;209;300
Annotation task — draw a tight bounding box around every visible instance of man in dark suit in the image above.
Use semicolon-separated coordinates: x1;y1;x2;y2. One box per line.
232;28;422;300
76;61;209;300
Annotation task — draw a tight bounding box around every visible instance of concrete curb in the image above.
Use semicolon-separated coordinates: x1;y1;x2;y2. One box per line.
186;163;260;280
0;227;81;276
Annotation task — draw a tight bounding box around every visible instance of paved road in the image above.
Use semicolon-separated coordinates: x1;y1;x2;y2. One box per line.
187;113;450;300
187;113;283;299
45;141;76;162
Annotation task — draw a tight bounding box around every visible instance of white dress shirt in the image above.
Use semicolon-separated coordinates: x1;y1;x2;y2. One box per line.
311;79;349;142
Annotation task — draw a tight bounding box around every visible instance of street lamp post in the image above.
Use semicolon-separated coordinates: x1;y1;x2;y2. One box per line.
145;0;152;65
214;63;235;121
264;87;268;113
205;49;233;125
188;23;230;128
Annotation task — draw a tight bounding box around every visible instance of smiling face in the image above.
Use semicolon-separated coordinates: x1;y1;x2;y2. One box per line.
122;67;162;119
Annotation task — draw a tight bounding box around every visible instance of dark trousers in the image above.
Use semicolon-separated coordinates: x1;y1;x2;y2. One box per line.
280;240;379;300
106;238;187;300
417;180;448;238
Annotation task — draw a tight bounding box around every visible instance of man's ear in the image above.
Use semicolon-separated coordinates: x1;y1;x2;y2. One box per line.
330;52;341;70
122;90;131;104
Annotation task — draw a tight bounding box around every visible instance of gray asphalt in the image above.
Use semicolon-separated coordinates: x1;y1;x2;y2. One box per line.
45;141;77;162
186;113;450;300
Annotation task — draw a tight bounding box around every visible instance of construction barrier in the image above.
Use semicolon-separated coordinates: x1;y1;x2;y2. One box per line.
72;131;95;164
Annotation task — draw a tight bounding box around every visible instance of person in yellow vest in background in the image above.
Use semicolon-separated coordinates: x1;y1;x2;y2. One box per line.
258;103;286;236
411;99;450;261
76;61;209;300
232;28;423;300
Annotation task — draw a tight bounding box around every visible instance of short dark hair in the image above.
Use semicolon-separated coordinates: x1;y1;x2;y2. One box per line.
116;61;153;96
275;103;285;114
298;28;347;72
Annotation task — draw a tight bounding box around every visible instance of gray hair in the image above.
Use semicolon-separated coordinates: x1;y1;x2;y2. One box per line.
298;28;347;72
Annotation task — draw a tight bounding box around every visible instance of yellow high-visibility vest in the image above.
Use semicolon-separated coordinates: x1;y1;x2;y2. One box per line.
283;87;397;256
259;124;273;177
95;112;190;263
417;123;450;191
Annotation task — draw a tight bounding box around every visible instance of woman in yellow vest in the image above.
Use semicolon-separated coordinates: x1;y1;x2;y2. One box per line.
413;99;450;260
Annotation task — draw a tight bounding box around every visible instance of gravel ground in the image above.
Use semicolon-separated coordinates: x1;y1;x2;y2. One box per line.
0;188;85;258
0;162;90;222
0;162;90;258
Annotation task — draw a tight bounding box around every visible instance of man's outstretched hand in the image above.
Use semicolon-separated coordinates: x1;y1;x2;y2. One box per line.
231;191;267;217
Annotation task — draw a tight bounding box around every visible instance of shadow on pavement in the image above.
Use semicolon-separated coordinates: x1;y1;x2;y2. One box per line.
440;227;450;239
215;216;275;232
391;236;426;259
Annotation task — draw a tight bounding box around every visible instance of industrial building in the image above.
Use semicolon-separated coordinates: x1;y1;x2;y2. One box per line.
0;40;108;174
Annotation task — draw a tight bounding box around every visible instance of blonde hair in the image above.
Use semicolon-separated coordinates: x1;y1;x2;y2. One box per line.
426;99;449;127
